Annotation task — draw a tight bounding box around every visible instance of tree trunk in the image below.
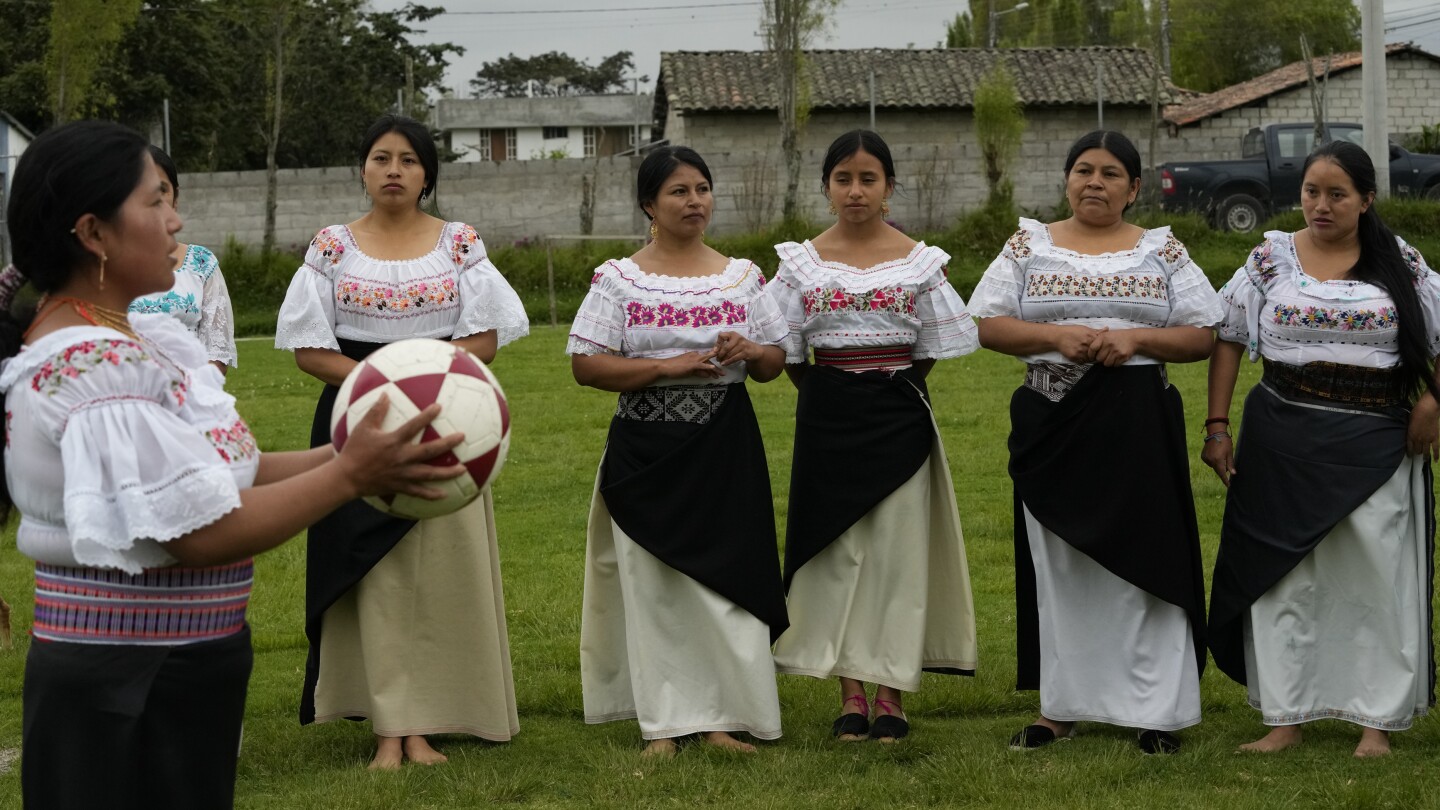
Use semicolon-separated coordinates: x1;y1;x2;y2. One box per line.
263;12;284;258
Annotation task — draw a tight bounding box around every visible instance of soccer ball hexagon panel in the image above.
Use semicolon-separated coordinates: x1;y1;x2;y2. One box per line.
330;338;510;519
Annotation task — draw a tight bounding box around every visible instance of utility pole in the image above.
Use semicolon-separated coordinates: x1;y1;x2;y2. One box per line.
1361;0;1390;198
1159;0;1171;77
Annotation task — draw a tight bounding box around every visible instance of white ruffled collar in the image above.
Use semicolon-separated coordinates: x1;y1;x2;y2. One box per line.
599;256;758;293
1019;217;1171;261
774;240;949;287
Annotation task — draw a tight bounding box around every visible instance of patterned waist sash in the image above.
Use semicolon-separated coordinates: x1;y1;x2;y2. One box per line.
813;345;913;372
33;560;253;645
1024;361;1168;403
616;385;728;424
1261;359;1407;408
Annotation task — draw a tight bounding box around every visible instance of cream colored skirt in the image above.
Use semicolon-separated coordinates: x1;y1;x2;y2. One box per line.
1024;505;1202;731
314;490;519;740
580;475;782;741
1243;457;1432;731
772;436;978;692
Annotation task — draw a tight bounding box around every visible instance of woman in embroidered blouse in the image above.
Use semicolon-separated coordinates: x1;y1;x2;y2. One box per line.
763;129;979;743
569;146;788;757
0;122;463;809
128;145;237;374
1203;141;1440;758
275;115;529;769
970;130;1220;755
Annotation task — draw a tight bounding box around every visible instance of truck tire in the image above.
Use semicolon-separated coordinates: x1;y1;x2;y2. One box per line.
1217;194;1264;233
1426;183;1440;201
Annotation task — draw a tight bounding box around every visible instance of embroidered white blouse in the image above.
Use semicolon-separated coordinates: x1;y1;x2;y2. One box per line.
275;222;529;351
567;257;788;386
764;240;979;365
0;314;260;574
129;244;238;367
1216;230;1440;368
969;217;1224;365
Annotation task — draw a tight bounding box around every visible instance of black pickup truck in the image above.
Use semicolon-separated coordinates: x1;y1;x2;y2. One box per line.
1159;123;1440;232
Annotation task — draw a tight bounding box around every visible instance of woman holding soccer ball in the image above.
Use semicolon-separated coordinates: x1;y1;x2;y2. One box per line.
0;120;465;808
570;146;790;756
276;114;529;769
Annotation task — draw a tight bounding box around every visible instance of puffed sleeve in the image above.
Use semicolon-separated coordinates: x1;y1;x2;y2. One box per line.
1216;239;1275;359
192;246;238;367
967;228;1029;319
275;228;343;351
1400;238;1440;358
450;225;530;348
1156;233;1223;328
744;265;790;346
762;247;808;364
37;338;243;573
912;249;979;360
567;264;625;355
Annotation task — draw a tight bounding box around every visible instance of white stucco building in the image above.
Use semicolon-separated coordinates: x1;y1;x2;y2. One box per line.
434;94;653;162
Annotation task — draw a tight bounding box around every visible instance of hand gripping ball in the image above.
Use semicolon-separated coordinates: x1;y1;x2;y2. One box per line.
330;338;510;519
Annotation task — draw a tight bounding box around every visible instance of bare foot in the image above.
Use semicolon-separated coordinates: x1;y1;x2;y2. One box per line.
368;736;403;770
1239;726;1302;753
641;738;678;759
403;735;448;766
701;731;756;753
1354;728;1390;758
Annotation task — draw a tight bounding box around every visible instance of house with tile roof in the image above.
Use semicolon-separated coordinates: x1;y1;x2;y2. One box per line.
1163;43;1440;161
654;47;1184;224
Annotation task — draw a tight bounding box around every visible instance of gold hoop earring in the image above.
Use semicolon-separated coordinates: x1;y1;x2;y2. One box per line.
649;220;658;243
881;199;891;217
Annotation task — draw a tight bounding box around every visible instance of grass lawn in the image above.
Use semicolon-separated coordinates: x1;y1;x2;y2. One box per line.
2;328;1438;809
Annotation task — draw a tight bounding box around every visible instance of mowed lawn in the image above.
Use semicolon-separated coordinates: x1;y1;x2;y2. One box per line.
2;327;1438;809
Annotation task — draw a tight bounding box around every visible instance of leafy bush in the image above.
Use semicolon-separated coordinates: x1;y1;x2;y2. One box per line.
219;238;304;337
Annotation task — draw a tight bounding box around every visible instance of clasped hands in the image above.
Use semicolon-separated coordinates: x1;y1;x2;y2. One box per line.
1054;324;1141;366
659;331;761;379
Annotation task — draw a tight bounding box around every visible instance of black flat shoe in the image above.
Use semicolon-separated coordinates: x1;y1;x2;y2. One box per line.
1008;724;1072;750
869;713;910;742
831;712;869;740
1138;729;1182;755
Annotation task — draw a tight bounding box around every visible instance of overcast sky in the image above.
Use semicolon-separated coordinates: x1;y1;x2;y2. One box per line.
374;0;1440;97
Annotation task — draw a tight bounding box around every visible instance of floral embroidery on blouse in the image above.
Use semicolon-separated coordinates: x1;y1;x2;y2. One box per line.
170;378;188;408
1251;240;1279;285
4;410;11;448
1006;229;1033;259
207;419;259;464
625;300;747;328
1271;303;1397;331
451;225;481;267
337;278;459;312
30;340;150;397
130;290;199;316
1402;243;1426;285
801;286;917;317
1024;273;1169;300
1158;235;1186;265
312;228;346;266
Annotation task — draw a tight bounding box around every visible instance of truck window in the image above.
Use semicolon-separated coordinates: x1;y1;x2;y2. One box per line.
1242;129;1265;158
1332;126;1363;146
1276;130;1312;160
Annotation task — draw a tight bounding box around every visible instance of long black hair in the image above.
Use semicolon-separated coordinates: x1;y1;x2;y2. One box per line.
636;146;713;219
149;145;180;204
359;114;440;204
0;120;151;521
1304;140;1440;401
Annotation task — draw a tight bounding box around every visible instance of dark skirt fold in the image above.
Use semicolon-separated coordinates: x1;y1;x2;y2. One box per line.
783;364;934;587
601;383;789;640
1208;381;1411;684
300;339;418;725
1009;364;1207;690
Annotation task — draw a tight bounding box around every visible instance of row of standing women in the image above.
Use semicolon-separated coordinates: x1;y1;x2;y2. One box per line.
0;116;1434;808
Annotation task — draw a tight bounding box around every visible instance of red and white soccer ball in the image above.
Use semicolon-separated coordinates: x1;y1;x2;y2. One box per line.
330;338;510;520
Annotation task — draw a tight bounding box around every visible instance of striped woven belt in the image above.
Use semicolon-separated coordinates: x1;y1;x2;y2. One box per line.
616;385;727;424
1261;359;1407;408
33;560;254;645
813;346;913;372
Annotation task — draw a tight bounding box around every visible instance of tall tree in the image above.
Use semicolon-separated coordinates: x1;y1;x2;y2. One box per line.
1171;0;1358;92
45;0;143;122
945;12;977;48
973;62;1026;208
762;0;838;224
471;51;635;98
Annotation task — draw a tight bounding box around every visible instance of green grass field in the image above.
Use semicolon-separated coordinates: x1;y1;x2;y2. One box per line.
2;329;1439;809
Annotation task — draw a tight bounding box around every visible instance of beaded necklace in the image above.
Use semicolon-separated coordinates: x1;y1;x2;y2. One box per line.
22;295;138;341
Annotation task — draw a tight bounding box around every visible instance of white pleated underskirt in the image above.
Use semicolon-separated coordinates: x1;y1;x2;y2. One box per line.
773;437;978;692
580;475;782;741
1024;504;1202;731
1243;457;1432;731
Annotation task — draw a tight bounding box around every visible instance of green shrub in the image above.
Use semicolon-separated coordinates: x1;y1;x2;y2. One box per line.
219;237;305;337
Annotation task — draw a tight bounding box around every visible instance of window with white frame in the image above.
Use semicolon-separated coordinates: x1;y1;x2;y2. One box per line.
504;129;517;160
542;126;569;140
583;127;597;158
476;130;492;161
